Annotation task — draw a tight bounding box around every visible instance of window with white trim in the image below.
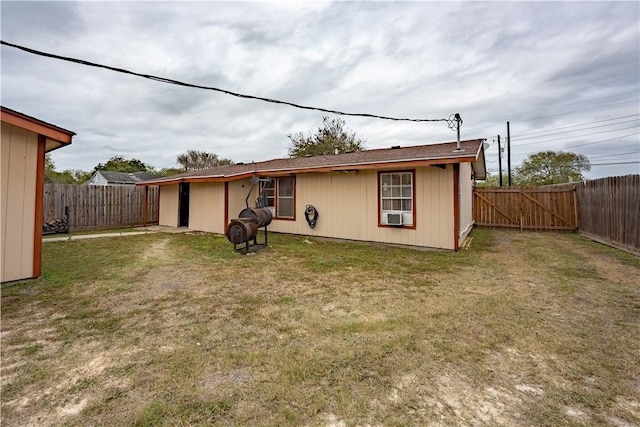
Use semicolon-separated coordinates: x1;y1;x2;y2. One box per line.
260;177;295;219
379;171;414;226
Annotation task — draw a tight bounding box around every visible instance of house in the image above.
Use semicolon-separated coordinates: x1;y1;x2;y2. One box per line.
87;170;157;186
137;139;486;250
1;106;75;283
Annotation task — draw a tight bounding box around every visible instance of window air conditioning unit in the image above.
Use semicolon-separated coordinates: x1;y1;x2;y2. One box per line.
387;213;403;226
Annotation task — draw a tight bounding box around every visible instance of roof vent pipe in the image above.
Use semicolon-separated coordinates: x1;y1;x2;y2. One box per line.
334;146;339;155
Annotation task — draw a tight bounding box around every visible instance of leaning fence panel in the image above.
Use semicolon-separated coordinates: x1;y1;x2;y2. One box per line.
576;175;639;255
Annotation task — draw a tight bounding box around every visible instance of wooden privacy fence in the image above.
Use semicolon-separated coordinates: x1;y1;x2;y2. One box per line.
576;175;639;256
43;184;159;230
473;186;578;231
474;175;640;255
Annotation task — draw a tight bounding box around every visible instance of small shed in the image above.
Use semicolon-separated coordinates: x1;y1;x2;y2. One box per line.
1;106;75;283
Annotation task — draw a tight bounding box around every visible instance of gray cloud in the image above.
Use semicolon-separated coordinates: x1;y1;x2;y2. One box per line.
1;1;85;41
1;1;638;178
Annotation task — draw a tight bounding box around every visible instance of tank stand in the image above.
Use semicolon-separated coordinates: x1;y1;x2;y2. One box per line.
233;225;269;254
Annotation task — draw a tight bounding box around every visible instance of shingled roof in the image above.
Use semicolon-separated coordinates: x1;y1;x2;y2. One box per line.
94;170;158;184
138;139;486;186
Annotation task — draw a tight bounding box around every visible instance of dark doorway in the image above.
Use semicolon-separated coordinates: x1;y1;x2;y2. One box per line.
179;183;190;227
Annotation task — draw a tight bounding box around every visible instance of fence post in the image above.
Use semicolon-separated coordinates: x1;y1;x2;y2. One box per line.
143;186;149;227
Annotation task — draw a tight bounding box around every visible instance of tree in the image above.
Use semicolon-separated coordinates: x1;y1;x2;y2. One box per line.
176;150;233;171
515;150;590;186
45;153;56;178
45;154;92;184
158;167;186;177
479;172;510;187
287;116;365;158
94;156;153;173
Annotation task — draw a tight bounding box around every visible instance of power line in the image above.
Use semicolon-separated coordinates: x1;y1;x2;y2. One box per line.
512;118;639;142
1;40;450;124
590;161;640;166
552;131;640;150
441;90;640;133
419;98;639;143
512;100;639;123
512;123;640;147
514;131;640;156
513;114;639;138
493;89;639;120
588;150;640;160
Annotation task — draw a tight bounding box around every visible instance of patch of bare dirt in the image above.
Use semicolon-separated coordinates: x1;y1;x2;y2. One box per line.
1;306;64;383
2;336;138;427
557;237;639;287
374;369;525;426
140;238;170;261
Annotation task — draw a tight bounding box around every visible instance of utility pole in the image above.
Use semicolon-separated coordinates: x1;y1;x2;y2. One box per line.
507;121;512;186
497;135;503;187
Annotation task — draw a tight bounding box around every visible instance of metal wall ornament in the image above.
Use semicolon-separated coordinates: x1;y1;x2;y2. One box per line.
304;205;319;229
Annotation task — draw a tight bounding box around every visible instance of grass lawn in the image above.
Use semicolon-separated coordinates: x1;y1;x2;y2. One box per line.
1;229;639;426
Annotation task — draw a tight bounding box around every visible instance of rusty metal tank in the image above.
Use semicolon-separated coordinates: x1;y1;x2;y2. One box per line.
226;218;258;245
239;207;273;227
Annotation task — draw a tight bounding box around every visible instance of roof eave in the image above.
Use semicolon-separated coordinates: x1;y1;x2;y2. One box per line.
1;106;76;150
136;152;482;186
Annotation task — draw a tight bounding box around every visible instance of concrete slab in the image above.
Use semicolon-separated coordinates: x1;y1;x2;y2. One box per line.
42;226;195;242
43;231;153;242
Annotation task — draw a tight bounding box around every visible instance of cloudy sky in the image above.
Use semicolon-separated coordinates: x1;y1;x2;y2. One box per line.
2;1;639;179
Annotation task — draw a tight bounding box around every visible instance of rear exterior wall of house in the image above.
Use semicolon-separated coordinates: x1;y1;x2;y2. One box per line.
157;164;477;250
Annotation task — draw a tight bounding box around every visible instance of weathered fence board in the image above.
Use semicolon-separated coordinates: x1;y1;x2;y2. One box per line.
473;186;578;231
43;184;159;230
576;175;639;255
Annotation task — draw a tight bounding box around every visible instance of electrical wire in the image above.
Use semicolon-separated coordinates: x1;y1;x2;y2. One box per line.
513;114;639;138
434;90;640;136
418;97;639;143
514;131;640;156
1;40;451;124
491;89;639;120
587;150;640;160
511;123;640;147
589;161;640;166
511;119;639;143
512;100;638;123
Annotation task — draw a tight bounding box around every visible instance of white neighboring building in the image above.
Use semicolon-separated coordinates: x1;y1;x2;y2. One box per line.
87;170;158;186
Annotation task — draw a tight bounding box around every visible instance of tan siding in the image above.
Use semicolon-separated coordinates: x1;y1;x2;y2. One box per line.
1;123;38;282
267;167;455;249
188;182;225;233
417;166;454;249
227;179;255;223
162;165;461;249
269;171;370;238
159;184;179;227
459;162;474;242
